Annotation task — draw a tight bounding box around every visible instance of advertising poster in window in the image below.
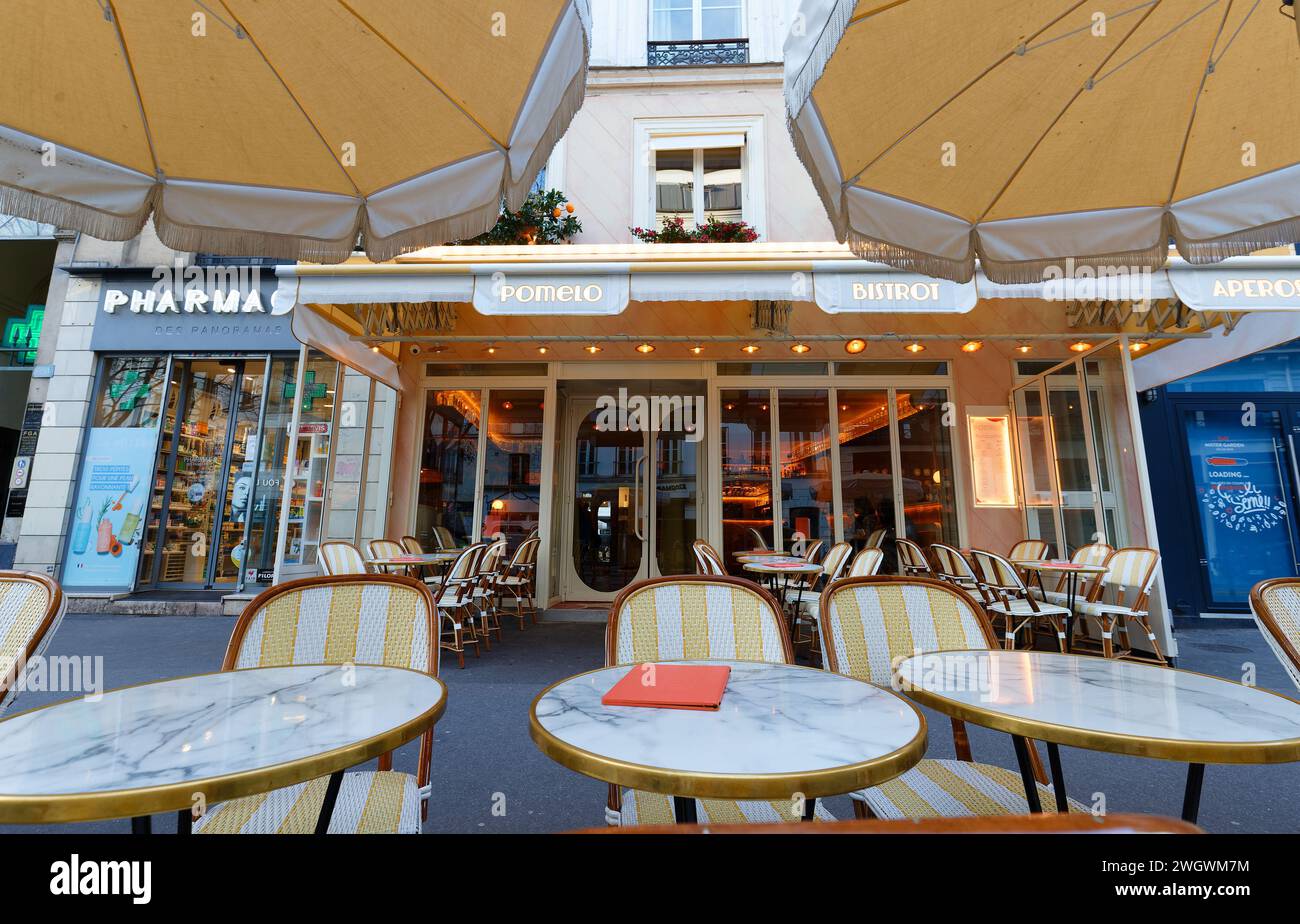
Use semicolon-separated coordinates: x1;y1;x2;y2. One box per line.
1186;411;1293;603
63;428;157;589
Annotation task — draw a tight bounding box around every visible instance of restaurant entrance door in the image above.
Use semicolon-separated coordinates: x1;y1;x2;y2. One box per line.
558;380;703;601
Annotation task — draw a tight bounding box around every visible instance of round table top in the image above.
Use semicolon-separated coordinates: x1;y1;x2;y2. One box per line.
0;664;447;824
529;660;926;800
370;552;456;566
1012;559;1108;574
743;561;822;575
732;549;786;557
897;650;1300;764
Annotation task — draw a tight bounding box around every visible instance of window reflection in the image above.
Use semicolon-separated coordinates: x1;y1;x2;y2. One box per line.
418;390;480;548
779;389;832;549
836;390;895;569
482;390;544;552
720;389;772;571
898;390;958;552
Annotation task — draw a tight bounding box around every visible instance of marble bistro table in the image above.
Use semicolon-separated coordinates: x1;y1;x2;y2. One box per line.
529;660;926;824
0;664;447;832
896;650;1300;822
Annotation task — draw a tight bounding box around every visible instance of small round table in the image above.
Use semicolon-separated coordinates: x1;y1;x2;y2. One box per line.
530;660;926;824
370;552;459;579
742;560;821;615
1013;560;1108;652
896;650;1300;823
731;549;787;558
0;664;447;832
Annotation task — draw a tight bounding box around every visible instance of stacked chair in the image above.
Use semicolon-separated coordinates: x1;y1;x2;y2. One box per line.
604;575;835;826
818;576;1082;819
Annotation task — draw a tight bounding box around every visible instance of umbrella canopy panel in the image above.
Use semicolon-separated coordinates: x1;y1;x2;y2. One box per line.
0;0;590;262
786;0;1300;282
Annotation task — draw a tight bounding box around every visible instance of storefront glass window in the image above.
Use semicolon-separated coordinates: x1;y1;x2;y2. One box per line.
242;356;297;586
1047;378;1100;552
836;389;895;564
778;389;833;549
482;390;544;551
720;389;773;569
213;362;265;585
897;388;958;552
418;389;481;548
283;351;341;568
1013;382;1063;557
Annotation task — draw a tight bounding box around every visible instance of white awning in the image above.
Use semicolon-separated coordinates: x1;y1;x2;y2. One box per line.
1132;311;1300;392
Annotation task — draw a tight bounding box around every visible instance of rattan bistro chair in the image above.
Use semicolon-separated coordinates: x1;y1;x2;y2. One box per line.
317;540;369;575
795;541;854;648
930;543;978;591
604;575;836;827
194;574;439;834
895;538;931;576
1072;547;1165;663
367;538;408;574
848;547;884;577
0;572;67;715
970;548;1072;652
1033;542;1113;606
498;537;541;629
1250;578;1300;690
818;576;1084;820
1008;539;1050;562
747;527;769;551
692;539;728;575
864;528;887;550
435;543;488;668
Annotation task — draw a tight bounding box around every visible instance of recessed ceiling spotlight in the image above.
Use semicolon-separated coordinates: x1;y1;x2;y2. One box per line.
636;342;655;354
742;344;760;354
585;343;602;354
904;341;926;353
845;338;867;354
1016;341;1032;354
1129;340;1149;353
961;340;983;353
790;342;811;354
1070;341;1091;353
690;344;705;355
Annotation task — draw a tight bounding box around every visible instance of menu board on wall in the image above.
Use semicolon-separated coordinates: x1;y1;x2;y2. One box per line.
967;413;1017;508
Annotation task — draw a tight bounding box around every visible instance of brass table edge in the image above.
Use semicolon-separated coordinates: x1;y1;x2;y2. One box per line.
897;650;1300;765
0;664;447;825
529;661;928;800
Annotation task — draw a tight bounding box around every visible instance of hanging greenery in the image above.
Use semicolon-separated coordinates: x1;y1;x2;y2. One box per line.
449;189;582;245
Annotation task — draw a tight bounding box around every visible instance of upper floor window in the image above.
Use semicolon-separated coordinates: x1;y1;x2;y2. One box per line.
655;147;743;230
649;0;748;66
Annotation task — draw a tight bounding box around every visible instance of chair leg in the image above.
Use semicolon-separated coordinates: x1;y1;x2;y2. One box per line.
1049;615;1067;654
852;800;870;820
1100;615;1115;658
1136;616;1168;665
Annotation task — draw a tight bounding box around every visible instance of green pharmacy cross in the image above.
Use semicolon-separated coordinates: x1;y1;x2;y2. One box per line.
2;304;44;366
109;370;153;411
284;371;329;410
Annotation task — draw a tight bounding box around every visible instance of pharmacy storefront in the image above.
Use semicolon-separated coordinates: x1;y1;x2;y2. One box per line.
59;270;395;595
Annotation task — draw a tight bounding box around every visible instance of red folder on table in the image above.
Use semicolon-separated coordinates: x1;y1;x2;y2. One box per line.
601;663;731;711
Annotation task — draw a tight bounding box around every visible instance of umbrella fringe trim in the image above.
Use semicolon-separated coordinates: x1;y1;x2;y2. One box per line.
152;201;359;265
844;227;975;284
0;181;147;243
1174;214;1300;265
784;0;858;120
974;242;1172;286
361;199;506;264
505;47;591;212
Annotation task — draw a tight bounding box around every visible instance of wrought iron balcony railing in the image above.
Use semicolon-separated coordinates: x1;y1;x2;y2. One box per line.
647;38;749;67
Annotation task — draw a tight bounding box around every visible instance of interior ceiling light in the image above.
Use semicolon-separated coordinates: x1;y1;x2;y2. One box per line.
960;340;983;353
635;342;655;354
1070;341;1091;353
844;338;867;354
1129;340;1149;353
790;342;811;354
690;344;705;355
1016;342;1032;354
370;345;380;353
742;344;760;354
904;341;925;353
536;344;549;355
485;344;497;355
585;343;602;354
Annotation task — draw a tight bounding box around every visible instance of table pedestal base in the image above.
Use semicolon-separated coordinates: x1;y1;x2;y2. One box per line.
1182;763;1205;824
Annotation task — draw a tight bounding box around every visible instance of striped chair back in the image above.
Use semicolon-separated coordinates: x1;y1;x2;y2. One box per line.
437;543;487;605
931;544;977;584
1008;539;1050;562
692;540;727;575
317;540;368;575
368;539;407;568
895;538;931;575
1059;542;1112;593
223;574;438;798
970;549;1028;595
801;539;825;563
510;536;540;569
821;542;854;583
401;536;425;555
818;576;997;685
1250;578;1300;690
848;547;884;577
606;576;792;666
1093;547;1160;608
0;572;66;713
865;528;887;549
478;538;507;576
432;526;457;550
747;528;769;551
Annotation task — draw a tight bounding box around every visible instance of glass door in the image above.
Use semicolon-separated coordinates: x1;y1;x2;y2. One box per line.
563;382;702;599
214;360;267;586
1012;379;1065;557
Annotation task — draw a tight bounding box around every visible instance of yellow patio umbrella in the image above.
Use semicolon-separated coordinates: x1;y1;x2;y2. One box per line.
0;0;590;263
786;0;1300;283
